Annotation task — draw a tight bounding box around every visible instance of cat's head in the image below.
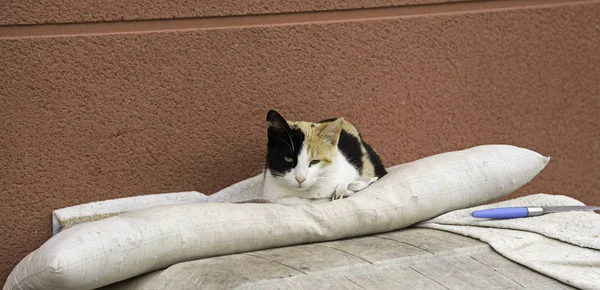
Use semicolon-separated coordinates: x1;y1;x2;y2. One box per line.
266;110;343;191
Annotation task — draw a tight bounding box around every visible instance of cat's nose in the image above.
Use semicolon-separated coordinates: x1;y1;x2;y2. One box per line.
295;177;306;184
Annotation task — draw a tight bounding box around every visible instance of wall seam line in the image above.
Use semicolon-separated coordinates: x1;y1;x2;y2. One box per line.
0;0;598;39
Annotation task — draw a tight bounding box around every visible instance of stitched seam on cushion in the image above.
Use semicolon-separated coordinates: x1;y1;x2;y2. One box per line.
11;267;52;290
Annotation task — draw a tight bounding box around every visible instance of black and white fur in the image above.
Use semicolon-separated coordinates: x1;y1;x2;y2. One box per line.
263;110;387;205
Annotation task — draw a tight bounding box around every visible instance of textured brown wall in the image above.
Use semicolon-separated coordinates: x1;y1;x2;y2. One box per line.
1;0;472;25
2;0;599;283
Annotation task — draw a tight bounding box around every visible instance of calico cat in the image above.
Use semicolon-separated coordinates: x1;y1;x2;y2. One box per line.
263;110;387;205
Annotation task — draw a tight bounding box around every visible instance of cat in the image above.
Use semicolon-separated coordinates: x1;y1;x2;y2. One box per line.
263;110;387;205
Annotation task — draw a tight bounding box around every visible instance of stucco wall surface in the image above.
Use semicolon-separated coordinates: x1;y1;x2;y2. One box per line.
0;0;471;25
1;0;599;283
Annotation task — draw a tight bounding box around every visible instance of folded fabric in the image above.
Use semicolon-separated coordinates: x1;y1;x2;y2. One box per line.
52;174;268;236
4;145;549;290
416;193;600;290
52;191;212;235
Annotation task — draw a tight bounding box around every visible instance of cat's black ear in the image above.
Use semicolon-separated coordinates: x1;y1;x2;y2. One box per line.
266;110;291;131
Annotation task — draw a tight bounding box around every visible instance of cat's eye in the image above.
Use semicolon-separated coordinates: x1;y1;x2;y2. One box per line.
284;156;293;163
309;160;321;167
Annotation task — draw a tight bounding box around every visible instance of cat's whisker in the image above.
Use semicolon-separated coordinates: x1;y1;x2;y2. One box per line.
275;137;293;152
270;170;284;177
284;129;295;153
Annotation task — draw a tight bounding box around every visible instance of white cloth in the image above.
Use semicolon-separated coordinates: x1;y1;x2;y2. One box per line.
4;145;549;290
51;191;212;235
416;193;600;290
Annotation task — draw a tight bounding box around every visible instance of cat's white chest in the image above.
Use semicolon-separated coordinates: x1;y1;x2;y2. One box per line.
263;153;360;204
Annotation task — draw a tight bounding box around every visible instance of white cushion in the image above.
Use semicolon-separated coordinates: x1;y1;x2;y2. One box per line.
3;145;550;290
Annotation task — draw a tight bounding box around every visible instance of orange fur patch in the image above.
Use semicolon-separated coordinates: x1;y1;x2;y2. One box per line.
288;118;378;177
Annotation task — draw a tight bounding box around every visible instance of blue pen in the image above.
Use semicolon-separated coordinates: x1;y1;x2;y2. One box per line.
471;206;600;219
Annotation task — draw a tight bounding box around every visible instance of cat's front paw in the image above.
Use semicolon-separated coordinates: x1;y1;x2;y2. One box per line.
347;177;379;191
331;183;353;201
331;177;379;201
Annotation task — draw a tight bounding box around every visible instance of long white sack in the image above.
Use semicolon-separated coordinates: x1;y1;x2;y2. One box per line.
4;145;550;290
